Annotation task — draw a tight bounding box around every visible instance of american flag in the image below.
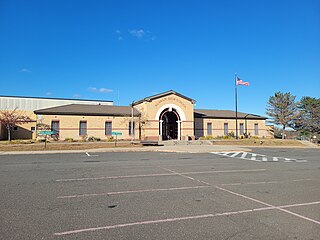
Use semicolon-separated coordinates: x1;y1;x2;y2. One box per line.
236;77;250;86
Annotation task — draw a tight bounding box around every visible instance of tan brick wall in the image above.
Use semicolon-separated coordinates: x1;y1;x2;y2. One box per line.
37;114;140;141
195;117;273;138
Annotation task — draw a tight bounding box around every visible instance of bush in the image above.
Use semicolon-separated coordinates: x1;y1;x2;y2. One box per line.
106;136;114;142
200;136;215;140
85;136;101;142
64;138;74;142
228;131;235;138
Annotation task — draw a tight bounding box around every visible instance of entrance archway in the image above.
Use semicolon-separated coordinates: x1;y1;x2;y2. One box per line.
159;108;180;140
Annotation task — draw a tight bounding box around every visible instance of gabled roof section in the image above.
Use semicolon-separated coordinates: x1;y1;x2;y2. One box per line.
194;109;267;120
34;104;141;117
133;90;196;105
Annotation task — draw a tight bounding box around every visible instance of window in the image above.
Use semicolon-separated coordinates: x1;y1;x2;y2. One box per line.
240;123;244;135
129;121;135;136
13;126;18;131
105;121;112;135
79;121;87;136
51;121;60;135
254;123;259;135
207;122;212;136
224;123;228;135
31;127;35;132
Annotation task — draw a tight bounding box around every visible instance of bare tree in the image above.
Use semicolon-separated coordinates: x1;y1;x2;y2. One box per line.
0;108;32;141
266;92;300;139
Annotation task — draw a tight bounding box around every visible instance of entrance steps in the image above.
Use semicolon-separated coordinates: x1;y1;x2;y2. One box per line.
159;140;213;146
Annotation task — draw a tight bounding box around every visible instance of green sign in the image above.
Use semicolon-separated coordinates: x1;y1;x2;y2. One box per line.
112;132;122;136
39;130;56;135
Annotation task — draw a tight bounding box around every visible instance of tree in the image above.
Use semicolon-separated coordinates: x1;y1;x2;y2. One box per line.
266;92;300;139
292;97;320;134
0;108;32;141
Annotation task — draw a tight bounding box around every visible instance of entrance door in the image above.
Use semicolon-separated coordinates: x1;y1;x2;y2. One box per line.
160;109;179;140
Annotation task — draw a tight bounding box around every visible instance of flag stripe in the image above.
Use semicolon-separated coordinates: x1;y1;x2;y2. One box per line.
236;77;250;86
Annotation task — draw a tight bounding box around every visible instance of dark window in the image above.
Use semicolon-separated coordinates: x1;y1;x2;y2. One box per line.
31;127;35;132
51;121;60;135
240;123;244;135
207;122;212;136
224;123;228;135
129;121;135;135
105;122;112;135
79;121;87;136
254;123;259;135
13;126;18;131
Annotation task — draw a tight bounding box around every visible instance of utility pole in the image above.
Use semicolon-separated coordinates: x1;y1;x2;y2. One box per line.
235;73;238;139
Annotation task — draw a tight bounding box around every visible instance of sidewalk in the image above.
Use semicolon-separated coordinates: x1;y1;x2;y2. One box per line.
0;144;252;155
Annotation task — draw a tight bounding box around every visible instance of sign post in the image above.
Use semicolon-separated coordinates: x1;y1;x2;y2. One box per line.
111;132;122;147
38;130;55;149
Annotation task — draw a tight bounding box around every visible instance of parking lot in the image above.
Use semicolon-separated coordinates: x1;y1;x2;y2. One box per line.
0;148;319;239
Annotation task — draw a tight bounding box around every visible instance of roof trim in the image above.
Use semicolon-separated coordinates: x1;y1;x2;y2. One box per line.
133;90;196;105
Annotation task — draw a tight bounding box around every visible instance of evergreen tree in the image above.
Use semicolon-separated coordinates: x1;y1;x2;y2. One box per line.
292;97;320;134
266;92;299;139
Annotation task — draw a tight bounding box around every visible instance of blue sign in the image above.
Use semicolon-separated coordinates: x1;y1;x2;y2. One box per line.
112;132;122;136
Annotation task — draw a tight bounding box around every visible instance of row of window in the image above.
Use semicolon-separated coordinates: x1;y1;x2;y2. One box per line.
51;121;135;136
207;123;259;135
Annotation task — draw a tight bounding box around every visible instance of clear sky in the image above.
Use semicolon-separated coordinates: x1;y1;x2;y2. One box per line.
1;0;319;116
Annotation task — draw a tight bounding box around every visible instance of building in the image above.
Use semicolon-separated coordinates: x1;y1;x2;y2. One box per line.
0;95;113;140
0;90;272;141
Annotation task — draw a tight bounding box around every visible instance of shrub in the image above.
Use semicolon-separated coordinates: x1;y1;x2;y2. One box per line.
106;136;114;142
200;136;214;140
64;138;74;142
228;131;235;138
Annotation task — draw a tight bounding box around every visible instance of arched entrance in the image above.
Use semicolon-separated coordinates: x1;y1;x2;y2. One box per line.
159;108;180;140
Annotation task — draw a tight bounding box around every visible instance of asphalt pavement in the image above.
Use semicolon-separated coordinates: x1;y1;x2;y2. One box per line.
0;148;319;239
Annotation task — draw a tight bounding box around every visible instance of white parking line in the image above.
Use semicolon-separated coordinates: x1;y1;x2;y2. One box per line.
163;166;320;227
211;152;306;163
215;186;320;225
57;179;312;199
56;169;266;182
53;200;320;236
57;185;211;199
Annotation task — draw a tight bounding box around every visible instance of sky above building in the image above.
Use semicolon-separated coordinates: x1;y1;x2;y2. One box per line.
0;0;319;116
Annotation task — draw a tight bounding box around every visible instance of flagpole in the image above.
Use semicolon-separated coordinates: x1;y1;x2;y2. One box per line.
235;73;238;140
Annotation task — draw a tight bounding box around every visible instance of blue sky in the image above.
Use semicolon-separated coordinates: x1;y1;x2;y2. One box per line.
1;0;319;116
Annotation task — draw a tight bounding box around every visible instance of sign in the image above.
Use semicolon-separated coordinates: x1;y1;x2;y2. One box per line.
39;130;56;135
112;132;122;136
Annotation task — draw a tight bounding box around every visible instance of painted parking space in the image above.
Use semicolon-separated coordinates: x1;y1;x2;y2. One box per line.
0;150;319;239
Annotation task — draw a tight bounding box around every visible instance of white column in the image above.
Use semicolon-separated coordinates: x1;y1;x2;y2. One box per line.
177;120;182;141
159;120;163;141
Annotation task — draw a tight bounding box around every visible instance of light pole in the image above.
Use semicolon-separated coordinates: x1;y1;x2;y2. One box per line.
130;101;134;144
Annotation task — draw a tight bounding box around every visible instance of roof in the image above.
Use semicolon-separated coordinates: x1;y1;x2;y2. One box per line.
0;95;113;103
133;90;196;105
34;104;141;117
194;109;267;119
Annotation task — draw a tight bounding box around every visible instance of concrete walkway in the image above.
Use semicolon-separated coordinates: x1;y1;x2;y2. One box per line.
0;144;252;155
